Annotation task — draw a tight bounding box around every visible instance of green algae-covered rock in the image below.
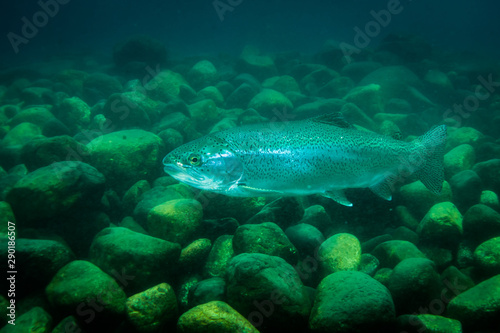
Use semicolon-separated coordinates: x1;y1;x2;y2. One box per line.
126;283;178;332
480;190;500;211
46;260;127;316
188;277;226;308
447;274;500;328
57;96;91;133
299;204;332;233
89;227;180;293
248;88;293;118
372;240;426;269
300;67;339;96
187;60;218;90
317;233;361;277
21;86;54;106
440;265;474;300
226;253;311;331
0;306;52;333
444;143;475;179
83;72;123;104
188;99;219;130
2;122;43;147
144;70;188;102
0;202;15;235
474;237;500;275
293;98;345;118
396;314;462;333
87;129;164;194
20;135;90;170
132;186;184;225
318;76;355;98
462;204;500;244
285;223;325;257
359;253;380;276
177;301;258;333
473;158;500;195
102;90;162;128
237;47;278;81
232;222;298;264
204;235;234;278
225;83;259;109
387;258;441;314
309;271;395;332
6;161;105;224
417;202;463;247
8;105;54;128
179;238;212;268
262;75;300;94
343;83;383;115
50;316;83;333
373;267;392;286
147;199;203;246
449;170;482;211
395;206;420;231
398;180;452;218
196;86;224;106
445;127;484;151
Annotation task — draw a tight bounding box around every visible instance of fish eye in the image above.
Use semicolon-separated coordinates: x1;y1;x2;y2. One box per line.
188;153;202;166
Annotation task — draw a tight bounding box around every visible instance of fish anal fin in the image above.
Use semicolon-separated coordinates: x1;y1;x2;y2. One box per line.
369;177;394;201
323;189;353;206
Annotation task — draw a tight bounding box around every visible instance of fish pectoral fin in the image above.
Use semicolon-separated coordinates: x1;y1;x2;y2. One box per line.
238;185;284;196
323;189;353;206
369;178;394;201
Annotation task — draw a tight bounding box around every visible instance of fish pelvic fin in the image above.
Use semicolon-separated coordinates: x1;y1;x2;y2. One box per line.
323;189;353;206
413;125;447;194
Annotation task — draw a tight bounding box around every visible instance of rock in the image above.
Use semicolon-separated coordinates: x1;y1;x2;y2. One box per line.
196;86;224;106
473;158;500;195
444;144;475;179
187;60;218;90
89;227;181;293
202;217;239;241
359;253;380;276
188;277;225;308
0;201;15;235
179;238;212;269
112;35;167;70
51;316;84;333
87;129;164;194
440;266;474;301
447;274;500;328
83;73;123;105
300;67;339;96
122;180;151;215
449;170;482;211
474;237;500;275
446;127;485;151
6;161;104;225
225;83;259;109
462;204;500;244
126;283;178;332
204;235;234;278
46;260;127;316
396;314;461;333
373;267;393;286
132;185;184;224
372;240;426;268
0;307;52;333
385;98;412;114
340;61;382;83
248;88;293;118
247;197;304;228
2;122;43;147
285;223;324;257
387;258;441;314
341;102;378;131
8;105;54;128
147;199;203;245
202;194;266;225
309;271;395;332
343;83;383;115
479;190;500;211
177;301;258;333
225;253;311;331
237;46;278;80
362;234;393;253
318;76;355;98
391;226;419;244
21;86;54;106
417;202;463;247
56;97;91;133
20;135;90;171
102;91;162;128
299;204;332;233
0;239;74;293
54;69;87;96
188;99;219;130
157;128;184;152
262;75;300;94
317;233;361;277
420;246;453;270
398;180;453;218
395;205;420;230
233;222;298;264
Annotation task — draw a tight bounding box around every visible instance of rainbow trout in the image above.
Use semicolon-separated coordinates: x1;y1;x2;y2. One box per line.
162;113;446;206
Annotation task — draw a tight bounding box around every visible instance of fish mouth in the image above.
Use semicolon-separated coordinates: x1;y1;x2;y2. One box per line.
163;163;206;183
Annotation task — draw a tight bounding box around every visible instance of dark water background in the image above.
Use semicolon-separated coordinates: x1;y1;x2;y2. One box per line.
1;0;500;68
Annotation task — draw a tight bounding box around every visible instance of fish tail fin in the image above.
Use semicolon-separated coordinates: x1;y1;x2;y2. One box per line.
413;125;447;194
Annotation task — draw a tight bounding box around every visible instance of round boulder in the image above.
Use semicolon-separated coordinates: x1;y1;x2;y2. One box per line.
317;233;361;278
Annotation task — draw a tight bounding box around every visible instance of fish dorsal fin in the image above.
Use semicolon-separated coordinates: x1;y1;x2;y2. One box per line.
311;112;354;129
323;189;353;206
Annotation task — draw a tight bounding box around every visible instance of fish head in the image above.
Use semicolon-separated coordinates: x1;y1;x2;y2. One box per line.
162;135;244;192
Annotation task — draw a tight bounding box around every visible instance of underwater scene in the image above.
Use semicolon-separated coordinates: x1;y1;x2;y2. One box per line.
1;0;500;332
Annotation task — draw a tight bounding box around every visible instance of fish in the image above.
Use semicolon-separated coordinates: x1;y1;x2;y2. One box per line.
162;113;446;206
